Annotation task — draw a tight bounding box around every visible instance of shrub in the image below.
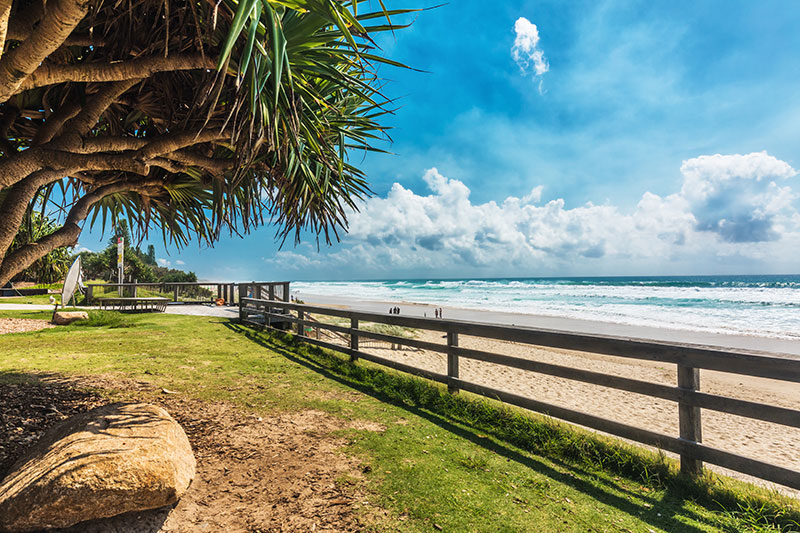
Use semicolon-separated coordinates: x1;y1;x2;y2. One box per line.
72;310;134;328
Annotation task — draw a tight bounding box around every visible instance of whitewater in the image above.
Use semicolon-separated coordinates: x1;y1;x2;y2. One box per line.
292;275;800;341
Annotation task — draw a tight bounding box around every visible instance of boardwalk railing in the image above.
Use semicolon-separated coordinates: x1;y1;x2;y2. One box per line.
239;295;800;491
86;281;290;305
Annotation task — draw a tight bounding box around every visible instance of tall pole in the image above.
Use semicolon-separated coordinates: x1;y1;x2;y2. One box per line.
117;236;124;296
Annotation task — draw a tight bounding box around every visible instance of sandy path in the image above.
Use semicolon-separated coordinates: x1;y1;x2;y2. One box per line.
332;329;800;492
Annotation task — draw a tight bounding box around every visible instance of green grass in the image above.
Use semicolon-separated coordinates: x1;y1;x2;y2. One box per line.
0;310;797;532
71;310;134;328
0;293;55;305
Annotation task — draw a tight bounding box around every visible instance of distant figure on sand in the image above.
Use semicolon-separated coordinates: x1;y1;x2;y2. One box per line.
439;307;443;319
434;308;439;319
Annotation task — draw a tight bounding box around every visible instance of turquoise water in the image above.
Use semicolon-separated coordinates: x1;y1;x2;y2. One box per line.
293;275;800;340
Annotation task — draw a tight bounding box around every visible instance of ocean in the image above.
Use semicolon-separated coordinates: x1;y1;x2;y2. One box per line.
293;275;800;340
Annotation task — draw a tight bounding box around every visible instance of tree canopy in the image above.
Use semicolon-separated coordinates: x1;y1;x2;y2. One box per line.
0;0;415;285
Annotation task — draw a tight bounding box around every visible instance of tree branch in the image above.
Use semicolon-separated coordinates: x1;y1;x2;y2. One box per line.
52;80;140;145
0;169;64;262
0;148;148;189
31;100;82;146
164;149;233;175
0;0;12;60
1;127;224;189
137;130;225;159
18;54;215;93
6;24;105;47
0;0;89;100
0;179;164;285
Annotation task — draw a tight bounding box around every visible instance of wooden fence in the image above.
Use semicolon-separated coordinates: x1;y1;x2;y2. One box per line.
238;293;800;491
86;281;290;305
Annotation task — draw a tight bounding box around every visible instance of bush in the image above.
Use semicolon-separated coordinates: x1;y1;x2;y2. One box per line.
72;310;134;328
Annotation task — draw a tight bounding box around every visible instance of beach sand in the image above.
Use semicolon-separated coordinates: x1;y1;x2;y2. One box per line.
297;292;800;493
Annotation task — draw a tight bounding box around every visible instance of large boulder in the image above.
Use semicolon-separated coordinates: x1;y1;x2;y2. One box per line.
0;403;196;532
52;311;89;325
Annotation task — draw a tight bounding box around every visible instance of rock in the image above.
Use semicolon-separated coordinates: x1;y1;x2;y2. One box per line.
0;403;195;532
52;311;89;325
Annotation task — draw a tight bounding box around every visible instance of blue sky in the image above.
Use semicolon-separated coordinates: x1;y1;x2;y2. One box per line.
78;1;800;280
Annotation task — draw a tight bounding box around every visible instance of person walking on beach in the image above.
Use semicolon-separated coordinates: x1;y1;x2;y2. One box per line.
434;308;439;319
439;307;443;319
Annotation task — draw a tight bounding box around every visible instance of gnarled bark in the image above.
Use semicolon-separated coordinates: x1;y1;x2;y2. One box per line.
19;54;214;93
0;0;89;100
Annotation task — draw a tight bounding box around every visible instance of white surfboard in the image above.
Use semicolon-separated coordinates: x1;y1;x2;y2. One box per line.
61;256;83;307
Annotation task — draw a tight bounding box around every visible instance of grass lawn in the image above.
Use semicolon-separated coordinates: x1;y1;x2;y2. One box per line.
0;294;55;305
0;309;797;532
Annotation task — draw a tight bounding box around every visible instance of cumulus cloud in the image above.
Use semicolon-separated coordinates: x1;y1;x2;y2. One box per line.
157;258;171;267
679;152;796;242
277;152;799;274
175;260;186;265
512;17;549;76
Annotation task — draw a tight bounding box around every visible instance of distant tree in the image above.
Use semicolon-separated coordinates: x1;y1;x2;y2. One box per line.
0;0;416;286
144;245;156;266
160;269;197;283
107;221;131;249
80;232;158;282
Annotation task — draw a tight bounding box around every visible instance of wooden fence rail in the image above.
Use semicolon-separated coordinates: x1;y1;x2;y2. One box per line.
86;281;290;305
238;295;800;491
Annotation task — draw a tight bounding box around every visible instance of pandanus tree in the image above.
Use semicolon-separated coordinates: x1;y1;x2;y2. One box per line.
0;0;414;285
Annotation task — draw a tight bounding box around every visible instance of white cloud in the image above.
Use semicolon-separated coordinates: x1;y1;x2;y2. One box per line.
175;260;186;266
512;17;549;76
678;152;797;242
266;251;323;271
75;245;93;253
157;258;171;267
281;153;799;275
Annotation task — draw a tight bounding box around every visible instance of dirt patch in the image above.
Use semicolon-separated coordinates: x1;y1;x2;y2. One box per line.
0;318;55;335
0;376;107;479
0;376;381;532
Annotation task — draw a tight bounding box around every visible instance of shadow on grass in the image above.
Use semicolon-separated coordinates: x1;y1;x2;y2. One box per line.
226;322;800;533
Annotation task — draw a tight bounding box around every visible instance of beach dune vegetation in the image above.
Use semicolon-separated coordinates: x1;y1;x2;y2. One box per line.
0;0;416;285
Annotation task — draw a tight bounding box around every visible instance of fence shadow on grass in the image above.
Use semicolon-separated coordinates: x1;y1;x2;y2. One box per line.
225;323;794;533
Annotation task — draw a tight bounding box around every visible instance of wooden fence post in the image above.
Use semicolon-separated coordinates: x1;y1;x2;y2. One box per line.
132;280;138;298
173;285;179;302
297;309;305;336
86;284;94;304
678;364;702;475
447;331;459;393
238;284;247;322
350;318;359;362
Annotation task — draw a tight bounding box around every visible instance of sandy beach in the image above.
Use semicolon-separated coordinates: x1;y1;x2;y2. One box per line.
297;291;800;492
296;292;800;357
